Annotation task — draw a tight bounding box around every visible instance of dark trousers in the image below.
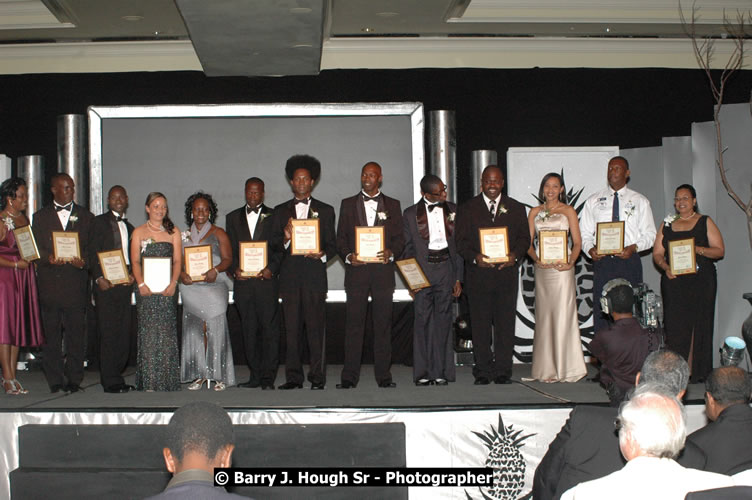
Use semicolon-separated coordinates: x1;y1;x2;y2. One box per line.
234;280;280;385
281;288;326;385
412;260;455;382
95;285;133;389
41;303;86;388
341;285;394;385
592;253;643;333
469;269;519;380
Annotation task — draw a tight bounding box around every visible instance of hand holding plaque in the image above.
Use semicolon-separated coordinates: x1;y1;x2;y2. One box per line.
184;245;213;282
668;238;697;276
240;241;267;277
12;225;40;261
539;230;568;264
479;227;509;263
97;250;129;285
396;258;430;292
355;226;385;263
291;219;320;255
596;222;625;255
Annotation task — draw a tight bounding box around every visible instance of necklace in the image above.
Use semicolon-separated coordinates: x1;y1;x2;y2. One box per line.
147;220;165;232
679;212;696;220
545;201;561;212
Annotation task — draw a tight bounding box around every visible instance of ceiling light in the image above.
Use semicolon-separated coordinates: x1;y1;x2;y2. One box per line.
290;7;312;14
362;27;374;33
376;12;399;18
121;15;144;22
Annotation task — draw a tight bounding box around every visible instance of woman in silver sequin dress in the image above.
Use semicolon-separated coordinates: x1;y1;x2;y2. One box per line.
179;192;235;391
130;192;182;391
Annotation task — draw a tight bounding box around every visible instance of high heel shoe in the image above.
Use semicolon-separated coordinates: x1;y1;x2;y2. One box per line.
187;378;206;391
213;381;226;392
2;378;19;395
11;379;28;394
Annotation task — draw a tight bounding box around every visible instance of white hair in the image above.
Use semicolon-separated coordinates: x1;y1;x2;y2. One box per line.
618;384;687;459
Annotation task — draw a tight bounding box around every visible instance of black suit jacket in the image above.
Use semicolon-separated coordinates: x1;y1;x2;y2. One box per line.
32;203;94;308
336;192;404;290
455;193;530;291
687;403;752;475
401;200;462;283
225;204;281;285
533;405;708;500
271;198;337;293
88;211;134;281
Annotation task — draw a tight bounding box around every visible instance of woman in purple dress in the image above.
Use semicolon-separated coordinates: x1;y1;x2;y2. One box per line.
0;177;44;394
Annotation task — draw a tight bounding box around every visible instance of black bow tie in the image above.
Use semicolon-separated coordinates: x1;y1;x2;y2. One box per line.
246;205;261;215
294;198;310;205
116;215;127;223
427;202;445;213
363;194;380;203
55;203;72;212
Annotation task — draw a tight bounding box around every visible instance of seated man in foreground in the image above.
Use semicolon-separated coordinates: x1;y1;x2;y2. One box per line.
561;385;733;499
146;401;246;499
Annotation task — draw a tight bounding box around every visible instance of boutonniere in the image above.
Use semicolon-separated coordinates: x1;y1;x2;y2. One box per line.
663;213;679;227
2;215;14;230
447;212;456;223
259;212;271;222
309;210;319;219
180;230;191;243
69;215;78;223
140;237;156;253
498;205;508;215
623;202;636;219
377;211;389;221
535;208;552;222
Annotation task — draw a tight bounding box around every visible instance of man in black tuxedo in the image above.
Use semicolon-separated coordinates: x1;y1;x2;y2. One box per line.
687;366;752;475
335;162;404;389
402;174;462;386
32;173;94;393
272;155;337;390
456;165;531;385
226;177;281;391
88;185;135;393
533;349;707;500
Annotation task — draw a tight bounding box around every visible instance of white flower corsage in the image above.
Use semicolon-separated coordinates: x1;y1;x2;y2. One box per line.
377;211;389;221
498;205;508;215
181;230;191;243
309;210;319;219
535;208;552;222
663;213;679;227
2;215;14;230
623;202;635;219
447;212;456;222
140;237;156;253
69;215;78;223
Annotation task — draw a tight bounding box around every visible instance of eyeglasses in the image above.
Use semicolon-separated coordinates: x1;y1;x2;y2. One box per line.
614;417;623;431
429;185;447;196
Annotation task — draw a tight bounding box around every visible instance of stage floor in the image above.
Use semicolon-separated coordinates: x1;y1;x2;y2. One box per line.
0;364;707;412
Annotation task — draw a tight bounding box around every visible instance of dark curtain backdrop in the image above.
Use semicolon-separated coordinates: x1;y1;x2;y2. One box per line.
2;68;752;205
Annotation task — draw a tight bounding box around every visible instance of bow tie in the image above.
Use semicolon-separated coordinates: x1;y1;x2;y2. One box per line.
246;205;261;215
294;198;310;206
427;202;445;213
116;215;127;223
55;203;72;212
363;194;380;203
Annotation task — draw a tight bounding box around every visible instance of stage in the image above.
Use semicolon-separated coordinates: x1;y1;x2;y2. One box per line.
0;364;710;499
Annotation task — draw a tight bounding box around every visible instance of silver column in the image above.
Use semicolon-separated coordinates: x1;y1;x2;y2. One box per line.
470;150;498;195
57;114;88;208
0;155;10;180
17;155;45;221
428;110;457;203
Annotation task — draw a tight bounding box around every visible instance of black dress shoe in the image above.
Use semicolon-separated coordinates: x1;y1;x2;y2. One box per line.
474;377;491;385
50;384;66;394
261;383;275;390
104;384;133;393
494;376;512;385
238;381;261;389
66;384;83;393
378;381;396;388
434;378;448;386
310;382;325;390
336;381;356;389
415;379;432;386
278;382;303;390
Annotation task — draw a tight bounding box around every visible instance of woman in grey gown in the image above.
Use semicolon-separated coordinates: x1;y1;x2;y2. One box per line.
179;192;235;391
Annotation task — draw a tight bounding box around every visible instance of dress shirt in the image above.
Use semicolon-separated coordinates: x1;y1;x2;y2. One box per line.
55;201;72;229
362;190;380;226
580;185;656;254
424;198;448;251
245;205;260;239
111;211;130;265
294;198;310;220
482;193;501;216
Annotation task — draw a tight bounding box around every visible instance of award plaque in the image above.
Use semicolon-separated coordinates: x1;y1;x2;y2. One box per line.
52;231;81;261
240;241;267;277
479;227;509;263
596;221;625;255
184;245;213;282
143;256;172;293
396;258;431;291
539;230;569;264
291;219;320;255
12;225;40;261
668;237;697;276
355;226;385;263
97;250;129;285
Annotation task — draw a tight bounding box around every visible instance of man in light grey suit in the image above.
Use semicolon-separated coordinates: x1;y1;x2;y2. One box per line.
401;174;462;386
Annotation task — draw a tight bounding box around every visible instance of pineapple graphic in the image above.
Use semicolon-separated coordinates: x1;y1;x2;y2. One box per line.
468;414;534;500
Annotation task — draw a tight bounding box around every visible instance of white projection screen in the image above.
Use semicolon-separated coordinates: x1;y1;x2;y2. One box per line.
88;103;425;298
